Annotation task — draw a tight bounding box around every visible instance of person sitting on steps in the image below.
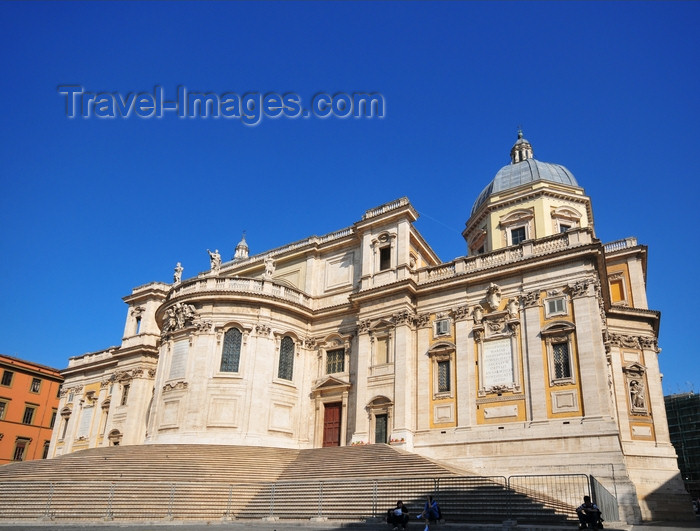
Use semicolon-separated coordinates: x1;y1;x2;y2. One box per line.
576;495;604;529
387;500;409;531
418;495;441;531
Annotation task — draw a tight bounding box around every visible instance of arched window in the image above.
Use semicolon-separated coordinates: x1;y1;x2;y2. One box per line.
220;328;242;372
278;336;295;381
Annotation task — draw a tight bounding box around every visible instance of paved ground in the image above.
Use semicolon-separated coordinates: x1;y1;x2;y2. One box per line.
0;519;698;531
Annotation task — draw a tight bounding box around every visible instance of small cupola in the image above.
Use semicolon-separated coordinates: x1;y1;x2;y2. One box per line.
510;129;534;163
233;232;249;261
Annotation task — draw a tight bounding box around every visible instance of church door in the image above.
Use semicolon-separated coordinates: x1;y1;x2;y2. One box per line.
323;402;342;447
375;414;388;444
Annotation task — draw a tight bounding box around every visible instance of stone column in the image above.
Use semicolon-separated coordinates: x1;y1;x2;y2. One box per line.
521;290;547;422
351;321;371;443
570;281;610;420
454;306;474;428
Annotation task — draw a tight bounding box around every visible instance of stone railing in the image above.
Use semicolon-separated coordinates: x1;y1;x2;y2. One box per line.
417;228;594;285
169;277;312;309
361;197;410;220
604;237;638;253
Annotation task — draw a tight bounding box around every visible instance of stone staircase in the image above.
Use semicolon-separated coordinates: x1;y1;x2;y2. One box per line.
0;444;577;524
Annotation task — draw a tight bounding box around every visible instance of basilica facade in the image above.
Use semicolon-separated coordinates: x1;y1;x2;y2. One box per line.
49;133;688;521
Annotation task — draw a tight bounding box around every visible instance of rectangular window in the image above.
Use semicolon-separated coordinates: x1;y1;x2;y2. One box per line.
510;226;527;245
50;409;57;428
326;349;345;374
437;360;451;393
0;400;7;420
120;384;130;406
610;278;626;303
375;337;389;365
1;370;13;387
30;378;41;393
42;441;50;459
379;246;391;271
68;391;74;402
13;438;30;461
22;406;36;425
552;342;571;379
220;328;242;373
435;319;450;336
546;297;566;317
559;224;571;233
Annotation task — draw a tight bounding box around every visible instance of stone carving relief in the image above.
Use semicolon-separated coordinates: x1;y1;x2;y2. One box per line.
507;298;520;318
391;310;414;326
521;289;540;308
255;323;271;336
162;302;198;335
302;336;318;349
568;280;590;298
451;305;470;321
163;381;188;393
263;255;276;280
358;319;371;334
609;334;640;349
486;283;502;311
629;379;646;411
414;313;431;328
473;306;483;324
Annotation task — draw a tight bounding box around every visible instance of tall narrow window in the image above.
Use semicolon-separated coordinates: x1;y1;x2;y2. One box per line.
42;441;50;459
437;360;451;392
49;409;57;428
120;384;130;406
379;247;391;271
135;316;142;334
0;400;7;420
278;336;295;381
1;370;13;386
220;328;242;372
13;438;30;461
552;342;571;379
326;348;345;374
22;406;35;425
30;378;41;393
375;336;390;365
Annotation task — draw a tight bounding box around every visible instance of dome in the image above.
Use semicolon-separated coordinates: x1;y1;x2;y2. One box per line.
470;133;579;215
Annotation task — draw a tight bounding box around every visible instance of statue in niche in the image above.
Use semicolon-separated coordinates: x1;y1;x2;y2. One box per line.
263;255;275;280
486;283;501;311
173;262;183;284
507;298;520;318
630;380;646;410
207;249;221;272
630;380;646;409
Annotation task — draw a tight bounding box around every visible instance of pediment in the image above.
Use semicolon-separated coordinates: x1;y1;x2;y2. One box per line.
428;341;456;355
622;362;646;375
311;375;351;394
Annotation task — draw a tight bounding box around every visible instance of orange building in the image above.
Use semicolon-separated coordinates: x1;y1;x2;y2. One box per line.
0;354;63;464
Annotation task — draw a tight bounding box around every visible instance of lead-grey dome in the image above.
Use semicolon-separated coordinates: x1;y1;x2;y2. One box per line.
471;133;579;215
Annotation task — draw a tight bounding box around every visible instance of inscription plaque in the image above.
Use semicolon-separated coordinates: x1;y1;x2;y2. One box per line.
483;338;513;389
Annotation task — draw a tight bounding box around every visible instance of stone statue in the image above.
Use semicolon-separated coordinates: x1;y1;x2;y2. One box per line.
486;283;501;311
208;249;221;272
263;255;275;280
473;306;483;324
173;262;183;284
630;380;646;409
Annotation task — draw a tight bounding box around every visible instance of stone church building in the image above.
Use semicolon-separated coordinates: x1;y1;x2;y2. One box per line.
49;133;688;521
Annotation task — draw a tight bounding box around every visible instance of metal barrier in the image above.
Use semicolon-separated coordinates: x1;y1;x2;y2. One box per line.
591;475;619;522
0;473;613;523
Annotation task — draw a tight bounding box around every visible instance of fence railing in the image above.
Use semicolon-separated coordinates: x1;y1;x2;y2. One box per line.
0;473;612;523
591;475;619;522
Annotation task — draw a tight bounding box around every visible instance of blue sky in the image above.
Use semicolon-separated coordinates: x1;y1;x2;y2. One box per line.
0;1;698;395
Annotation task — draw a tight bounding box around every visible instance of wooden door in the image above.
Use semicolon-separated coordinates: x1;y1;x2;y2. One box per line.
323;402;342;447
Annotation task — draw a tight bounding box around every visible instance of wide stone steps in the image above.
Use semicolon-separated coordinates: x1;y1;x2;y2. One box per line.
0;444;577;524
